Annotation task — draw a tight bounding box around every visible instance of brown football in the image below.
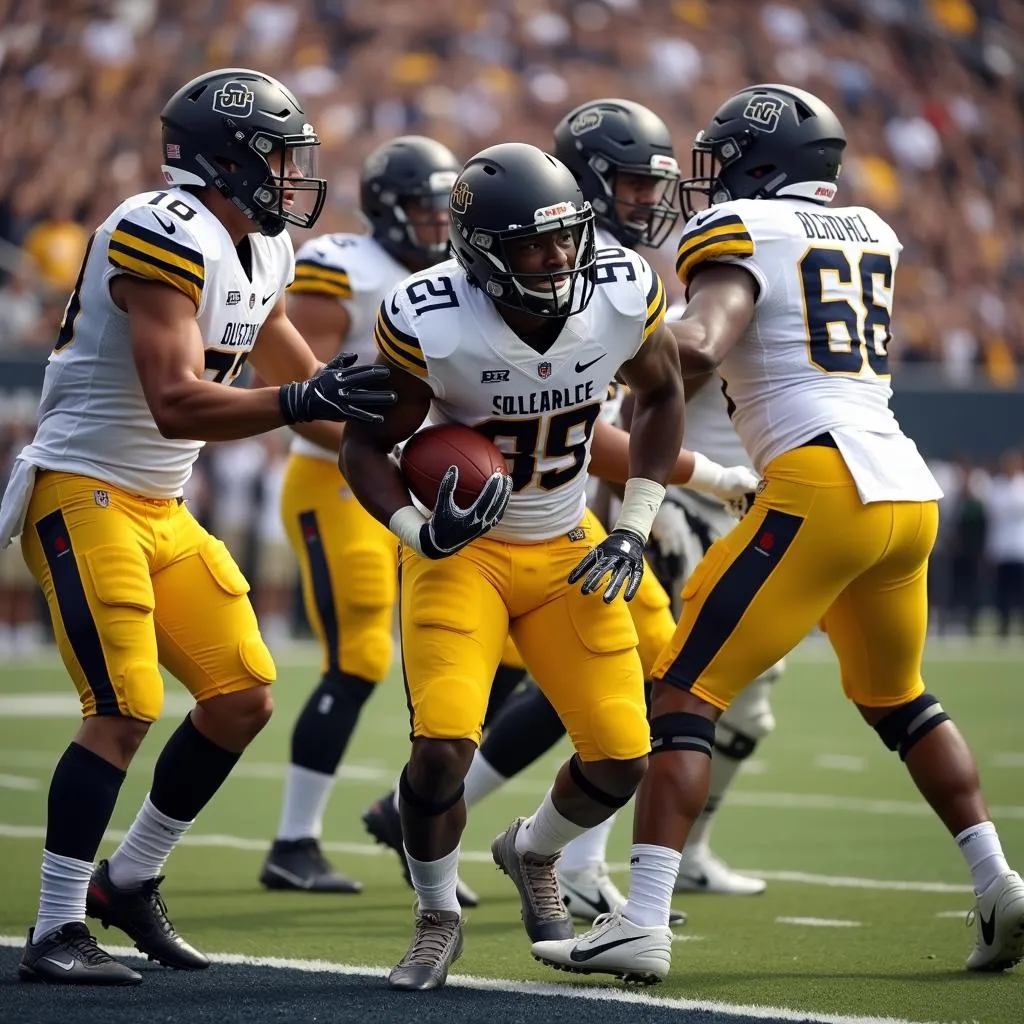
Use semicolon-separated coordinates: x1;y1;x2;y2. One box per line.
400;424;509;509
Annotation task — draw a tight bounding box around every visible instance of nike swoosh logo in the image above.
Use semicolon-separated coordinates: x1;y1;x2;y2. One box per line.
692;210;717;228
575;355;606;373
564;890;611;917
262;291;276;305
264;864;313;890
569;934;643;962
153;213;177;235
43;956;76;970
680;871;709;889
980;908;997;947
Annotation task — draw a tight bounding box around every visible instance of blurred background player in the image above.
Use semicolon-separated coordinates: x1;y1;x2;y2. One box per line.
259;136;460;895
0;67;394;986
535;82;1024;983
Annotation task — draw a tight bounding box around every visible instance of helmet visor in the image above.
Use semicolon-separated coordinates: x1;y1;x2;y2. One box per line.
252;132;327;231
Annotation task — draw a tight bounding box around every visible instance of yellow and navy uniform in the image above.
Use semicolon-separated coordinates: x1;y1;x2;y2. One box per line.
0;187;293;720
377;248;667;759
653;198;943;711
282;234;413;684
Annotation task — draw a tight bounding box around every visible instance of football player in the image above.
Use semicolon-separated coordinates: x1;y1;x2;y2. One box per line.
0;68;394;986
341;142;686;989
534;83;1024;982
462;99;766;919
258;135;465;896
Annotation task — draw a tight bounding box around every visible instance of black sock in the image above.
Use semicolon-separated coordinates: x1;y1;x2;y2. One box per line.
150;714;241;822
291;670;376;776
480;684;566;778
45;742;126;862
483;664;528;729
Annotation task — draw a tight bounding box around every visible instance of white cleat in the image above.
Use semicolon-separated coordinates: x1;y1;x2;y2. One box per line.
558;863;687;927
532;909;672;984
674;848;766;895
966;871;1024;972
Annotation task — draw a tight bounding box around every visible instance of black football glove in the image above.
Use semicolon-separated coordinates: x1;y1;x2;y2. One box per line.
419;466;513;559
279;352;396;425
568;528;647;603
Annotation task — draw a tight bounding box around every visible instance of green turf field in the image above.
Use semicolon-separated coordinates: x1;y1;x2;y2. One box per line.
1;638;1021;1023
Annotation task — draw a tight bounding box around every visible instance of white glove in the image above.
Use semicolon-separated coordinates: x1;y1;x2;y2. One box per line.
686;451;760;503
649;498;689;557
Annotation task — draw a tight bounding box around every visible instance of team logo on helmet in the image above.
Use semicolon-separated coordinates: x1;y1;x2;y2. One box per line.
569;110;602;136
212;82;255;118
450;180;474;214
742;95;785;133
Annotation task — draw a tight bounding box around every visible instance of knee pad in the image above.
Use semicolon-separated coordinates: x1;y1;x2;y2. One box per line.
341;625;392;683
650;712;716;758
399;764;465;818
718;678;776;757
873;692;950;761
569;754;637;809
587;696;650;762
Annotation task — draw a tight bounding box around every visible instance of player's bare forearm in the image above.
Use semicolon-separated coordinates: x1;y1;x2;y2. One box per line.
590;419;695;485
339;359;433;527
619;322;685;484
151;379;290;441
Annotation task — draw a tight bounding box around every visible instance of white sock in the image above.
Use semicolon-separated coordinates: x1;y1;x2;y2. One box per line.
558;815;616;873
275;764;335;841
405;844;461;913
623;843;681;927
107;794;193;889
34;850;93;941
956;821;1011;895
464;751;507;807
515;789;588;857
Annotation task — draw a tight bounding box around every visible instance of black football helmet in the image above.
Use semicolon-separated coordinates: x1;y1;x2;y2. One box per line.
160;67;326;237
680;83;846;221
553;98;679;248
361;136;460;268
449;143;596;319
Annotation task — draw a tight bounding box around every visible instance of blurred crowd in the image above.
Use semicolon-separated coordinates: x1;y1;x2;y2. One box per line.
2;0;1024;379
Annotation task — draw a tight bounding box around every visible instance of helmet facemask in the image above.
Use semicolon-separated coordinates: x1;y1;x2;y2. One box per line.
591;154;680;248
378;170;457;265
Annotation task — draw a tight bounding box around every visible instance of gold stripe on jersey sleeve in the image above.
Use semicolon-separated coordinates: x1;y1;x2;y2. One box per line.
675;215;754;285
108;221;205;307
374;305;428;378
289;261;353;299
643;273;667;341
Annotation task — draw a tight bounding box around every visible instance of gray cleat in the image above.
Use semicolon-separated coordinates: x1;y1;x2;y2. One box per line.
491;817;574;942
388;908;463;991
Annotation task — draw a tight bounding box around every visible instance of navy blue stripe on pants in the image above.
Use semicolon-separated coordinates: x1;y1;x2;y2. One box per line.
35;509;121;715
298;510;340;671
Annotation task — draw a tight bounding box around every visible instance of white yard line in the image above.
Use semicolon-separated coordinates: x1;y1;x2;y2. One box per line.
776;917;862;928
0;774;38;791
0;934;949;1024
0;823;975;894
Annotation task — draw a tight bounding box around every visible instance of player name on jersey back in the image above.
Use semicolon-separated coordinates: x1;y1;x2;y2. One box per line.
675;197;941;503
20;188;294;498
376;250;666;542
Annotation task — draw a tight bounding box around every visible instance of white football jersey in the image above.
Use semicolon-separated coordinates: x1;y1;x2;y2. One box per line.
17;187;294;498
676;197;941;502
289;233;411;461
376;249;667;542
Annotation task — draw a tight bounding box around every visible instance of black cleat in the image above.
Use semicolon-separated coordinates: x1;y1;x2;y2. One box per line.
18;922;142;986
388;909;463;991
259;838;362;893
362;794;480;908
86;860;209;971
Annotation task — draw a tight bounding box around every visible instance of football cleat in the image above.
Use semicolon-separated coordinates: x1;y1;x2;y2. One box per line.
18;923;142;986
532;908;672;984
388;908;463;991
674;848;766;895
558;863;687;927
491;818;574;942
259;838;362;893
966;870;1024;971
362;795;480;907
86;859;208;970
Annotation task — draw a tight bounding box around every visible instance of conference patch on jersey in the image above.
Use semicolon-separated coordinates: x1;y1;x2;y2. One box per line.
107;219;205;307
674;213;754;286
290;258;353;299
374;302;427;378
